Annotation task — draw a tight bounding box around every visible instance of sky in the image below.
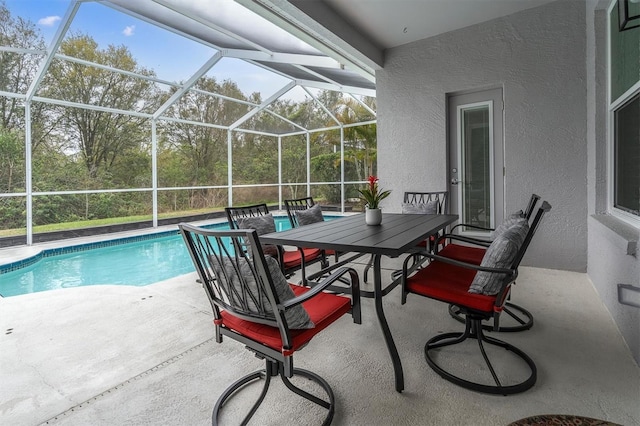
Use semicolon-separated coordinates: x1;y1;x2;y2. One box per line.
3;0;296;101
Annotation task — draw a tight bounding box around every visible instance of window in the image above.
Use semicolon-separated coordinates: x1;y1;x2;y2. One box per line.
613;91;640;220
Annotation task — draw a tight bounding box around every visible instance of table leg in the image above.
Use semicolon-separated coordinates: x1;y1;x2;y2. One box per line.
373;254;404;393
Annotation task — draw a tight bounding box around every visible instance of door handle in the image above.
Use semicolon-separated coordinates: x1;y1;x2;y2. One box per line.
451;178;459;185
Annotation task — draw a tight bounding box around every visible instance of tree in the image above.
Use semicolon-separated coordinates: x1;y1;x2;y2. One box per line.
41;34;157;178
281;135;307;199
0;1;46;130
0;127;24;192
335;96;377;181
159;77;247;208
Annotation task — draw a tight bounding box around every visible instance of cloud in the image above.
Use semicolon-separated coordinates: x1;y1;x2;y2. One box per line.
122;25;135;36
38;16;61;27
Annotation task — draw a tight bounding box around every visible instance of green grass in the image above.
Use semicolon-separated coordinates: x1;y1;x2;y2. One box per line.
0;208;223;238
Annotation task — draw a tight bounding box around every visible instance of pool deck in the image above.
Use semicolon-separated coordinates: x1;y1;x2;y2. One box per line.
1;255;639;425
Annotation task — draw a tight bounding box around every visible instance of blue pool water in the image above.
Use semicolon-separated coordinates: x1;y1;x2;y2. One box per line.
0;216;317;297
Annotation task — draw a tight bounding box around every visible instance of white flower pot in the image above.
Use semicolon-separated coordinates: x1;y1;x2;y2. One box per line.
365;207;382;225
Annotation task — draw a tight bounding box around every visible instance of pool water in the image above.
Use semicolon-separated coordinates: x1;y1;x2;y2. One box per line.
0;217;312;297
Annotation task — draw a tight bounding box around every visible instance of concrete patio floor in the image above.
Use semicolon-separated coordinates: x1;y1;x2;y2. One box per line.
1;250;639;425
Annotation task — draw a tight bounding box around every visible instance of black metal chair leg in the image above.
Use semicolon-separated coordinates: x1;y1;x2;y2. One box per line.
212;368;270;426
213;360;335;426
281;368;335;426
473;322;502;388
448;301;534;332
424;317;537;395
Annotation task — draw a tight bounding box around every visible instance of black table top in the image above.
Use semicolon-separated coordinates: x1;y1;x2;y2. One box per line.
261;213;458;257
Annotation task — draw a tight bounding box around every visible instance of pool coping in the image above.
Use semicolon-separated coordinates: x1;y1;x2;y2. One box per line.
0;218;229;275
0;212;353;275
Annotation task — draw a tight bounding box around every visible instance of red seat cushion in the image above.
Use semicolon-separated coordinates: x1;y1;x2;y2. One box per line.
219;285;351;356
282;248;322;268
438;243;486;265
406;260;498;313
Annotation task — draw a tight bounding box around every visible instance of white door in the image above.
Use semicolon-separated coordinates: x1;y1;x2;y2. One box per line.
448;88;504;237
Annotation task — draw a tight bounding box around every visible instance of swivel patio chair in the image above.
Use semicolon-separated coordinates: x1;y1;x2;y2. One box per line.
438;194;541;332
400;201;550;395
179;224;361;425
284;197;340;263
363;190;448;283
446;193;540;240
225;203;327;285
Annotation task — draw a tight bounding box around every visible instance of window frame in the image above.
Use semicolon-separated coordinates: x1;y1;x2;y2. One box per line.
607;0;640;228
608;82;640;228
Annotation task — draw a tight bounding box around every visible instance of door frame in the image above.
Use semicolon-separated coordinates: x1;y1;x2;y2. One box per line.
447;88;504;236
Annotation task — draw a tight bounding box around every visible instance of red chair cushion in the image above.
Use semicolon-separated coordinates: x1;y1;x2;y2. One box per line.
438;243;486;265
219;285;351;355
405;260;497;313
282;248;323;268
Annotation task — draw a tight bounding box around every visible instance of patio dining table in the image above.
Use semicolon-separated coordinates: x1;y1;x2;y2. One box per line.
260;212;458;392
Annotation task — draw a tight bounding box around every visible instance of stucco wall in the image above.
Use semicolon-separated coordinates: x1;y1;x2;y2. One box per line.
376;0;588;271
587;5;640;366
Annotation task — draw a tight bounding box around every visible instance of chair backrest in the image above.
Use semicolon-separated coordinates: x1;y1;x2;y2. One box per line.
511;200;551;269
284;197;315;228
404;191;448;214
469;200;551;306
179;224;283;329
524;194;541;220
225;203;271;230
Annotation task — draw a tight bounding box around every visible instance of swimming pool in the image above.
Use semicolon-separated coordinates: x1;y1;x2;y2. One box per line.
0;216;326;297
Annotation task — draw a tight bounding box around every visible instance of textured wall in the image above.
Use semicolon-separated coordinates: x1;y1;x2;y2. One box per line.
587;5;640;366
376;0;588;271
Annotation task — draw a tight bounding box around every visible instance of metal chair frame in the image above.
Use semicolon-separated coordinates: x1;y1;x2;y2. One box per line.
180;224;361;425
284;197;340;264
448;193;541;238
225;203;327;285
284;196;315;229
439;194;541;332
400;201;551;395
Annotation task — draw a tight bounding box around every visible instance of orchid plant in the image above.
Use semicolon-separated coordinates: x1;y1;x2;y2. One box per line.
358;175;391;209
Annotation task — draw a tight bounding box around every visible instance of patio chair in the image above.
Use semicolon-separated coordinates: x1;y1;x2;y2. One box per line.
363;191;448;283
225;203;327;285
284;197;340;263
179;224;361;425
400;201;551;395
438;193;541;332
447;193;540;239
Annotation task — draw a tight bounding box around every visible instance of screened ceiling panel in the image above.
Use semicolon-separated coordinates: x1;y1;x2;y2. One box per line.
2;0;376;134
35;58;167;114
254;61;327;83
239;109;300;135
306;66;377;90
200;57;291;102
163;90;252;126
2;0;71;47
66;1;218;84
105;0;249;51
107;0;322;56
105;0;375;92
265;86;337;129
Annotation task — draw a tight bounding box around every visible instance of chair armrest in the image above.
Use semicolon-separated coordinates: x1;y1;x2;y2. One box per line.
436;233;492;248
450;223;494;233
282;267;361;323
403;251;514;276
